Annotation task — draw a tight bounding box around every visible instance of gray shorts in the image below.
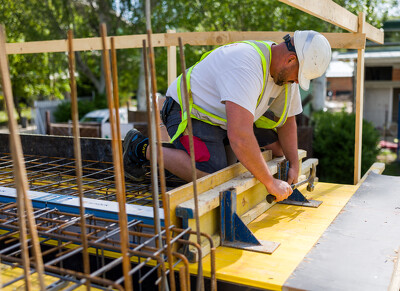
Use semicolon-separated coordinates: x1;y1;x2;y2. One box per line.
161;97;278;173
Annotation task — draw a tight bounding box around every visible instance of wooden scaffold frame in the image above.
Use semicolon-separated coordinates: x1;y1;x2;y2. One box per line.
0;0;384;289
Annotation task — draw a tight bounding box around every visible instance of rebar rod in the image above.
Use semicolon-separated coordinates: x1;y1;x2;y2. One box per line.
44;218;141;267
0;25;46;290
173;252;191;291
0;255;124;291
142;38;167;290
0;153;177;206
100;23;133;290
68;29;91;290
0;201;208;290
1;207;52;226
178;37;204;291
29;163;113;191
145;2;175;290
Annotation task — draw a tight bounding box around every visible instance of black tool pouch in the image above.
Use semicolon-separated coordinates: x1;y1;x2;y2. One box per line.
160;96;176;125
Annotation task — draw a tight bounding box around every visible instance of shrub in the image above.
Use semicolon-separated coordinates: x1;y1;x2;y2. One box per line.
312;110;380;184
53;94;108;122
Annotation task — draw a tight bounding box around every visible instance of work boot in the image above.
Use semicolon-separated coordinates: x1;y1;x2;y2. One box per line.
123;129;148;181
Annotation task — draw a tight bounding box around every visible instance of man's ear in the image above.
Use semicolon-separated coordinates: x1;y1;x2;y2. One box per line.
287;54;297;65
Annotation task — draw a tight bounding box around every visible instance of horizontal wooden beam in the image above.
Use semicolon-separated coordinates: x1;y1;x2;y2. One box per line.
278;0;384;44
5;31;366;55
176;151;312;260
167;32;366;49
176;150;307;220
169;150;273;228
358;162;385;185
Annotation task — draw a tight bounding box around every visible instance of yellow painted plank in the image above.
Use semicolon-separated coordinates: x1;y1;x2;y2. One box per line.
186;182;358;290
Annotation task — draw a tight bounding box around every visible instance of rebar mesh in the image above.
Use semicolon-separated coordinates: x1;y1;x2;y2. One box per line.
0;153;185;207
0;201;202;290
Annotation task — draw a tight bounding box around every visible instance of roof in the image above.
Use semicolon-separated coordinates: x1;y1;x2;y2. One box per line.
383;19;400;31
326;60;354;78
336;50;400;61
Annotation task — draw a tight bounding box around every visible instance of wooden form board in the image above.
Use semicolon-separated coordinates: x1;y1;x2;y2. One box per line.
168;150;272;228
175;151;315;260
185;181;359;289
5;32;366;55
278;0;384;44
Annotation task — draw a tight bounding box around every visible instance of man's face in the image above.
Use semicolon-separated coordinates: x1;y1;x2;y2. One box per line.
273;55;299;86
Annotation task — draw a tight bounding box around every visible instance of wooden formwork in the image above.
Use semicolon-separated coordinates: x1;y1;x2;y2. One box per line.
0;0;388;289
4;1;384;185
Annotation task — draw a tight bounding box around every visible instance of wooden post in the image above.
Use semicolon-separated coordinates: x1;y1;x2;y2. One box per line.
354;12;366;185
46;110;51;135
167;29;177;86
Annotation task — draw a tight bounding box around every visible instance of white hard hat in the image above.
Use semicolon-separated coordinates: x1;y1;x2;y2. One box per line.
293;30;332;91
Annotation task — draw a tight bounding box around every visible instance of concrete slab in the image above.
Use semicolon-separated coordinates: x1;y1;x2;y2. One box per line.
283;172;400;291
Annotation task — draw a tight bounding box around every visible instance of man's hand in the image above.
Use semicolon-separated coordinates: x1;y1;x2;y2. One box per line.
287;167;299;185
265;178;293;202
276;116;300;188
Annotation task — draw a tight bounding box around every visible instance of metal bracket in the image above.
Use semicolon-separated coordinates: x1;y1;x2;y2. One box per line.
276;160;322;208
279;188;322;208
220;188;280;254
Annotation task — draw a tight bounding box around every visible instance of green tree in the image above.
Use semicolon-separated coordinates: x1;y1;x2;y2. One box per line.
0;0;146;116
312;111;380;184
0;0;396;117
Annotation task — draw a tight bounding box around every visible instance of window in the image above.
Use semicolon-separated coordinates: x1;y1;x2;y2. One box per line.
365;66;392;81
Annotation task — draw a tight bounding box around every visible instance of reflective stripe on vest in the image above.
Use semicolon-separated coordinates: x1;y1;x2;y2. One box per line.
170;40;290;143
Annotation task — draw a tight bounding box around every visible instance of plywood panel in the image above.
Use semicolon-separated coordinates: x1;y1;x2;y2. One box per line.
185;182;358;289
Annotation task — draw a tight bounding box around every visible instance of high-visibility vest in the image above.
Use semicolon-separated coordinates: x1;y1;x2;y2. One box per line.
170;40;291;143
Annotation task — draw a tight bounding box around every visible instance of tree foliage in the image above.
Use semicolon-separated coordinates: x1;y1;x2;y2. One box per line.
312;111;380;184
0;0;396;115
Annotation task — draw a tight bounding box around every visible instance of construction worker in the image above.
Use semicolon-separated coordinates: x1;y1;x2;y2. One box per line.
123;30;331;202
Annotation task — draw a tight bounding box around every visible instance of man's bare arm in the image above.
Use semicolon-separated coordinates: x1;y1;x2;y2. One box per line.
276;116;299;185
226;101;292;201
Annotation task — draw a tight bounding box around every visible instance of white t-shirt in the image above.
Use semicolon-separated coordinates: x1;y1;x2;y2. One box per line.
166;42;302;122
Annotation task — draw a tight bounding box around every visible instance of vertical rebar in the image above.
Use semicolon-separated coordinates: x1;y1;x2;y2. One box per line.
67;29;91;290
100;23;133;290
143;39;167;290
178;37;204;291
0;25;46;291
179;266;188;291
145;1;176;290
110;37;123;156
